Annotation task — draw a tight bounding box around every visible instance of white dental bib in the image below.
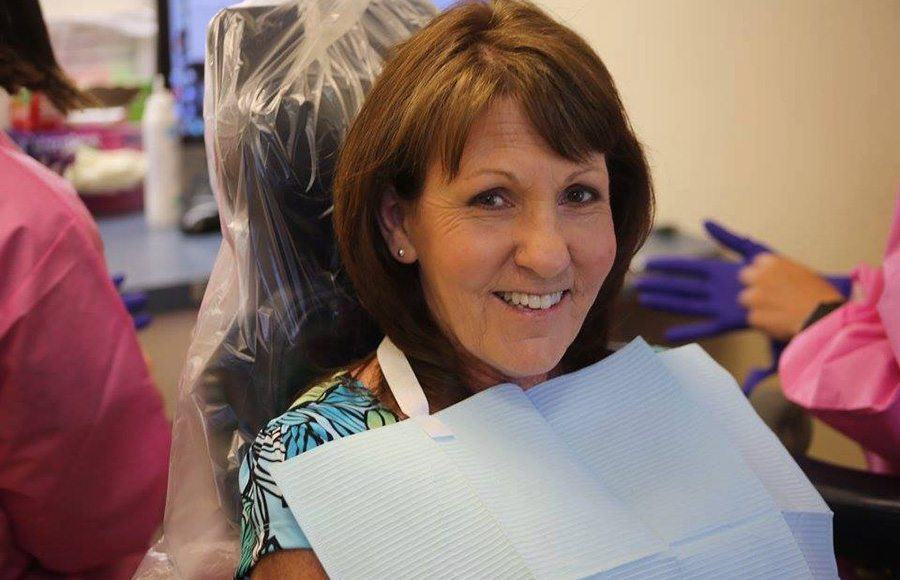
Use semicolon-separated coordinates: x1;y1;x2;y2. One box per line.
270;338;836;579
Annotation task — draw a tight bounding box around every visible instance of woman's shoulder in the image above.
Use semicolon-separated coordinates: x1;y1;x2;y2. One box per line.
237;371;398;578
250;371;398;464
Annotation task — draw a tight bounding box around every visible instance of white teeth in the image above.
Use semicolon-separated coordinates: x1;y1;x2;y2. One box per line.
499;291;565;310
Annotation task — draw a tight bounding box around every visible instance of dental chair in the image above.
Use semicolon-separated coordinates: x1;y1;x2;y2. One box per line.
135;2;435;577
139;1;898;577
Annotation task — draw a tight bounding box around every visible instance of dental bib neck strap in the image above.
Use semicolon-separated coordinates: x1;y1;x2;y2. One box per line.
377;336;454;439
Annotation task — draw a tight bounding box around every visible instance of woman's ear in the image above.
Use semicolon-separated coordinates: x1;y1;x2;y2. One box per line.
378;187;418;263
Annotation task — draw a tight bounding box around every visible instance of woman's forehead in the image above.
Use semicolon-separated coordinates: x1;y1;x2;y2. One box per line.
464;101;543;154
453;100;606;180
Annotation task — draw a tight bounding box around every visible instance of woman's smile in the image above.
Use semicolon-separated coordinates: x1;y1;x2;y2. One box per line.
493;289;571;317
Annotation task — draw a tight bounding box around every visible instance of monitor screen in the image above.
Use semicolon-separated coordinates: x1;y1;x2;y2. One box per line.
161;0;234;140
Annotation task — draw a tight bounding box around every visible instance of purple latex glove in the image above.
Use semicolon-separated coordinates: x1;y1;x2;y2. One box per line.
636;221;852;394
635;221;770;342
637;221;851;341
113;274;152;330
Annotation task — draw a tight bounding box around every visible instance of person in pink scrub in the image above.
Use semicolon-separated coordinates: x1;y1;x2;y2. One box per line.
740;194;900;475
0;1;171;577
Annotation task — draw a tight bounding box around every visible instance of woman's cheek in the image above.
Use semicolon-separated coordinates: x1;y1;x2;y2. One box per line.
574;216;616;272
449;223;509;285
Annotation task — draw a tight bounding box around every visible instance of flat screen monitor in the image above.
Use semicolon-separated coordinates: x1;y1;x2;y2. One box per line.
158;0;234;141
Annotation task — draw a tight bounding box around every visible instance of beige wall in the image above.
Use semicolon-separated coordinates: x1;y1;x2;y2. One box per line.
536;0;900;271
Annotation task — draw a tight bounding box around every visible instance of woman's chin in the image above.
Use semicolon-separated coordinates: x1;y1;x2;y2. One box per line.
491;349;565;386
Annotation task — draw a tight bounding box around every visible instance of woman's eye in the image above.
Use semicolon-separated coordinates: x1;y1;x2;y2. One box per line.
563;186;601;205
471;189;509;208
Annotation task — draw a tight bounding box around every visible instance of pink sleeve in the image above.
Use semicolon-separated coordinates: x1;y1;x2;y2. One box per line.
779;195;900;475
0;217;171;576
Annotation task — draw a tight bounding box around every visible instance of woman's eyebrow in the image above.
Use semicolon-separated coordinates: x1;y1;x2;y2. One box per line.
564;166;604;182
462;168;520;184
462;166;601;184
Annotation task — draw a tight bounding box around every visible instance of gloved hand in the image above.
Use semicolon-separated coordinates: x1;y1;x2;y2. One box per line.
113;274;152;330
635;221;851;394
635;221;770;342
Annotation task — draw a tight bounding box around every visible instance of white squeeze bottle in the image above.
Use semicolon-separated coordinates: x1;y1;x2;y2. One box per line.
142;74;182;228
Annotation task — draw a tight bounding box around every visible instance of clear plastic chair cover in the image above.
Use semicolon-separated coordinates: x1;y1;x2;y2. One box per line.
134;1;436;576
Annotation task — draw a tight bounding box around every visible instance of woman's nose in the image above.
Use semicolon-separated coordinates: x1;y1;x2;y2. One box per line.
513;211;571;280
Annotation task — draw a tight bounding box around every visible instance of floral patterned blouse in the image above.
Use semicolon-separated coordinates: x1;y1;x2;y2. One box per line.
236;372;398;578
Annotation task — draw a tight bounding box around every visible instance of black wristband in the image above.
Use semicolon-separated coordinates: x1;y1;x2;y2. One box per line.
802;300;847;331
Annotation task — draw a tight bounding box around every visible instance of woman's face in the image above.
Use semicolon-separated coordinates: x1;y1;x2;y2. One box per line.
383;100;616;391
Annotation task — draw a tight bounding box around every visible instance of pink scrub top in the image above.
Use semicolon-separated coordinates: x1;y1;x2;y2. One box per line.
780;192;900;475
0;132;171;578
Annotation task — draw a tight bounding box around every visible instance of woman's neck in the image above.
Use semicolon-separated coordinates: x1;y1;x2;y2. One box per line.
353;349;552;419
462;362;548;393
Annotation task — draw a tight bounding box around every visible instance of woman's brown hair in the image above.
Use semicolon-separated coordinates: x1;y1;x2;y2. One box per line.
333;0;654;411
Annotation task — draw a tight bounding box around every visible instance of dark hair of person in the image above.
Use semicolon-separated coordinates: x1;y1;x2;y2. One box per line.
332;0;654;412
0;0;92;113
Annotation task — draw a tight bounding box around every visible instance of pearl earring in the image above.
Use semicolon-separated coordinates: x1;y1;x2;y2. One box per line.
397;248;406;258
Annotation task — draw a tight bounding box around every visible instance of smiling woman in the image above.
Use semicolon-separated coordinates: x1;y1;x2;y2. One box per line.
379;100;617;390
334;0;654;411
238;0;653;577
